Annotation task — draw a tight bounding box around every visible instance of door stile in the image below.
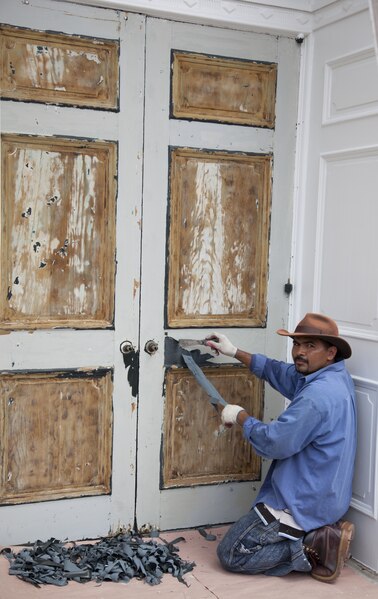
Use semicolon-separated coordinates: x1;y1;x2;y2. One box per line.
136;17;172;531
110;11;146;533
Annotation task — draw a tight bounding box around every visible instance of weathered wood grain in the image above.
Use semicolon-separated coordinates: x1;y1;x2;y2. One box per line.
162;366;262;487
0;369;113;504
167;147;272;327
172;51;277;127
0;134;117;329
0;24;119;109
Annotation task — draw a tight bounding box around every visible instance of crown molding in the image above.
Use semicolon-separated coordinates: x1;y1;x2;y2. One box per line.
54;0;369;36
312;0;369;30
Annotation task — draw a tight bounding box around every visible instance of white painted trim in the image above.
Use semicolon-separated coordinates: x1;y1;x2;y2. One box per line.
51;0;369;36
51;0;310;35
350;375;378;519
322;46;378;125
318;144;378;163
351;497;377;519
312;0;369;31
368;0;378;65
288;32;315;339
313;145;378;338
338;328;378;343
169;120;274;152
312;154;327;314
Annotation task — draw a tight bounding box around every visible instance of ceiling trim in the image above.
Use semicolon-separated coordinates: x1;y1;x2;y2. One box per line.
54;0;369;36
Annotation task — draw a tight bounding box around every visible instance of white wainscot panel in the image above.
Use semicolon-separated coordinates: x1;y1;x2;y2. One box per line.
315;148;378;341
350;377;378;518
322;47;378;125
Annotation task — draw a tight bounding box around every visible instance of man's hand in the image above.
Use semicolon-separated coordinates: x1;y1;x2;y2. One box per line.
221;404;245;426
205;333;237;357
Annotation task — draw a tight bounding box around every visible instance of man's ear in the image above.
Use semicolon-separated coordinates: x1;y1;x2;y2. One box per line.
328;345;338;361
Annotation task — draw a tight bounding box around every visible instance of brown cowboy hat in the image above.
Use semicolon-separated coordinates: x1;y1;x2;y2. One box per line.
277;313;352;360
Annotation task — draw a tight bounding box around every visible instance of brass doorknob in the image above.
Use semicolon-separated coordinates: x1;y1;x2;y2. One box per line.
144;340;158;355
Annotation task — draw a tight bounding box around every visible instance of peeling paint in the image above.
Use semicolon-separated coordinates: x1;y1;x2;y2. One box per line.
168;148;271;326
122;350;139;398
180;159;250;315
163;367;263;487
21;207;32;218
213;425;227;438
0;369;113;504
133;279;140;300
172;51;277;127
1;134;117;327
57;239;69;257
0;25;119;110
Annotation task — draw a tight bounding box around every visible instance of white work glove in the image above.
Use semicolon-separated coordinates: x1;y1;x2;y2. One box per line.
205;333;237;357
221;404;244;426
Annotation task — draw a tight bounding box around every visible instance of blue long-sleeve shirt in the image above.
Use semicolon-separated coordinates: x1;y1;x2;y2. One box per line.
244;354;357;531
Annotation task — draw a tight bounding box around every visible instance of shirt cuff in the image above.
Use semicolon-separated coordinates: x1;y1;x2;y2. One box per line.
242;415;259;439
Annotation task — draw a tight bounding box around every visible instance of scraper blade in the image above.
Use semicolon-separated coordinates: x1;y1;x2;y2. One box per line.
182;353;227;407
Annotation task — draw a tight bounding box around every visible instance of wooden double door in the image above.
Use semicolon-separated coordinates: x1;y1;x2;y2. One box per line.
0;0;299;543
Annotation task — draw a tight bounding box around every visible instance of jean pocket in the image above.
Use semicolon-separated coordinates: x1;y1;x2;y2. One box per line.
241;519;280;550
237;541;263;555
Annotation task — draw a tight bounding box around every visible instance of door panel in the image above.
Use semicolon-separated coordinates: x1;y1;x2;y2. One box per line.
138;18;300;530
0;0;145;544
167;147;272;327
0;24;119;109
0;369;112;505
1;134;116;329
162;367;263;488
171;50;277;127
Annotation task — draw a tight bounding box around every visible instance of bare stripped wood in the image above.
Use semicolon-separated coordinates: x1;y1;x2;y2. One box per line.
0;24;119;109
172;51;277;127
162;366;262;488
0;134;117;329
167;147;272;328
0;369;113;504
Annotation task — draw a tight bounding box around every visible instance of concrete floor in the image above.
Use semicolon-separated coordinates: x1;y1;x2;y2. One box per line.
1;526;378;599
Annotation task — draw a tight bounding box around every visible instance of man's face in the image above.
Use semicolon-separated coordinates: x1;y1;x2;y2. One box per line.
291;337;337;375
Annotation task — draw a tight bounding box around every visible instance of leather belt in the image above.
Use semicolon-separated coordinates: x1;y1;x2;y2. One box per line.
254;503;304;540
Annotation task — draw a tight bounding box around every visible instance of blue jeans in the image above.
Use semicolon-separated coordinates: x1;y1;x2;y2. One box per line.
217;510;312;576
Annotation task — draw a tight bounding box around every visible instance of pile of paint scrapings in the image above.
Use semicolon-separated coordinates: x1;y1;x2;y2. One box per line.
1;533;195;587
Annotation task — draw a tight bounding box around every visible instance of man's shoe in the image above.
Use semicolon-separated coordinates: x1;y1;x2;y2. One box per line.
303;521;355;583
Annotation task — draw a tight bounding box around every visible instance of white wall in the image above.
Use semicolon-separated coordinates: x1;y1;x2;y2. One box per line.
292;6;378;572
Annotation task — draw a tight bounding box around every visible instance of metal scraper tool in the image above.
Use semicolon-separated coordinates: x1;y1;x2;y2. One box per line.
182;354;227;407
178;338;208;349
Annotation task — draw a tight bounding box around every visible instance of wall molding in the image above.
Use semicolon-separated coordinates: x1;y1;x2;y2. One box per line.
322;46;378;125
312;0;368;31
314;145;378;342
350;376;378;519
54;0;370;36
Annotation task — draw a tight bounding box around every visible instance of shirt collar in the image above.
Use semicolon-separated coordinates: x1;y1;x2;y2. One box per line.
299;360;345;384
